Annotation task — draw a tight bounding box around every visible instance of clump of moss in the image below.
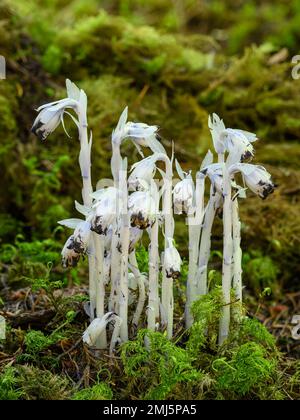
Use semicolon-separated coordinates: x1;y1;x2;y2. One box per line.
213;342;278;398
0;237;62;288
187;286;223;355
72;382;113;400
17;365;71;400
0;367;24;400
121;329;203;400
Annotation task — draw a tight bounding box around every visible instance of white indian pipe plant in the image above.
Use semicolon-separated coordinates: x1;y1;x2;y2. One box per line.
33;80;276;352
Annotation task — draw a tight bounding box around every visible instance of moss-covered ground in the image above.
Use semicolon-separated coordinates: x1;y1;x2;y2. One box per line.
0;0;299;399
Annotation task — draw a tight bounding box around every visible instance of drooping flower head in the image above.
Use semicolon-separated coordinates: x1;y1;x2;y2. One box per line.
208;113;257;161
128;190;156;230
173;160;195;215
82;313;115;347
163;238;182;279
32;79;87;141
112;107;164;154
90;187;119;235
230;163;275;199
58;218;92;267
128;156;157;191
61;235;81;268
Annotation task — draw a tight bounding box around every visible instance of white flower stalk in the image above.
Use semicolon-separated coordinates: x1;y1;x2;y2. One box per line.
196;189;222;296
232;198;242;302
92;232;106;348
230;163;275;199
33;80;94;324
145;153;174;337
32;79;93;206
128;190;156;230
90;188;119;235
103;251;111;286
185;170;205;328
129;252;146;328
173;164;195;215
147;180;160;332
109;108;161;338
162;238;182;339
219;164;233;345
118;159;130;343
208;113;257;163
128;156;157;191
61;235;81;268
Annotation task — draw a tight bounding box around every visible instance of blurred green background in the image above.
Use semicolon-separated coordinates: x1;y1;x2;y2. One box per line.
0;0;300;298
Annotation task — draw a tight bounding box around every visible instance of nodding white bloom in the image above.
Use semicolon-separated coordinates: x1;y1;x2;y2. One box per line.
82;313;115;347
163;238;182;279
173;175;195;215
201;163;223;195
31;79;86;141
128;156;157;191
58;218;91;265
128;190;156;230
90;188;119;235
208;113;257;160
230;163;275;199
61;235;81;268
112;107;164;154
72;221;91;254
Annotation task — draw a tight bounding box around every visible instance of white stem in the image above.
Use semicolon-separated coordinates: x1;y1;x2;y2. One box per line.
118;160;129;342
109;142;122;314
232;198;242;302
219;164;233;345
78;113;93;207
129;252;146;328
155;155;174;339
185;173;205;328
161;272;174;339
148;180;160;331
88;241;96;320
92;232;107;349
109;229;121;314
196;190;219;296
78;107;95;323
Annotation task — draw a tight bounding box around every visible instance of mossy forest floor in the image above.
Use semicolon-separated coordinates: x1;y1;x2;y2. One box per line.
0;0;300;400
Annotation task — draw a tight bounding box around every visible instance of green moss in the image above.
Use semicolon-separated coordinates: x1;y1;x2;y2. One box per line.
72;382;113;400
0;367;24;400
121;329;202;400
16;365;70;400
187;287;223;355
213;342;277;397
